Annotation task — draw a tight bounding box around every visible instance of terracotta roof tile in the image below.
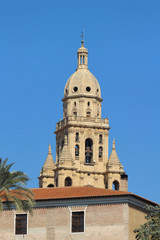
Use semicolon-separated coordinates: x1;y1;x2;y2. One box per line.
31;186;130;201
1;186;157;205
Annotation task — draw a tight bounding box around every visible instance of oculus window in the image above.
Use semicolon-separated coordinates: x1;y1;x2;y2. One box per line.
86;86;91;92
73;86;78;92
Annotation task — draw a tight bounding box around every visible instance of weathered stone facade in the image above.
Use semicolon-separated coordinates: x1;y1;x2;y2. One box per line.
39;41;127;190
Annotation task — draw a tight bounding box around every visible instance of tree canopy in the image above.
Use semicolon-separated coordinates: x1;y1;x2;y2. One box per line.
134;205;160;240
0;158;35;214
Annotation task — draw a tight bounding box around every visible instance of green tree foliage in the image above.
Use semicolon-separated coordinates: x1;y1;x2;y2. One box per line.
134;205;160;240
0;158;35;214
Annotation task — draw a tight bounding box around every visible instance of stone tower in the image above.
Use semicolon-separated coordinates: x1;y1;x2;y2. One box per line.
39;40;128;191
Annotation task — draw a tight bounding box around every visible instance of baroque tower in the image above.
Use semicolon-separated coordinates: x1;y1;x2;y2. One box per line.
39;40;128;191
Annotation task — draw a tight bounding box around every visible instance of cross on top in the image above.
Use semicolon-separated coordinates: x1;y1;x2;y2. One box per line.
81;31;84;40
81;31;84;45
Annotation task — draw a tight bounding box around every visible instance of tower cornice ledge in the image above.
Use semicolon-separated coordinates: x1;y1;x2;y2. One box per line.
62;94;103;102
76;170;105;175
108;170;125;174
54;167;78;171
38;175;54;179
55;124;110;134
55;116;110;133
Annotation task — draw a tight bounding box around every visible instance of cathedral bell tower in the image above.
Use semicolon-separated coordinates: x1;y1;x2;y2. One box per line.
54;40;110;188
39;40;128;191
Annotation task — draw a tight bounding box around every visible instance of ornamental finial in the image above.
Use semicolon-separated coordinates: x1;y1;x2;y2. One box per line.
113;138;116;149
81;31;84;46
48;144;51;153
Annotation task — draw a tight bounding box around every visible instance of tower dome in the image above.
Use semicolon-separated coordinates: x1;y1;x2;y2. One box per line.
63;41;102;101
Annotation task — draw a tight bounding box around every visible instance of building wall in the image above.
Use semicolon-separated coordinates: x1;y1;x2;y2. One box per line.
129;204;147;240
0;203;130;240
85;204;129;240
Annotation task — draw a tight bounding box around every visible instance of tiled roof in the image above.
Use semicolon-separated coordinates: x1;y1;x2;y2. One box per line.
30;186;157;205
32;186;130;200
1;186;157;206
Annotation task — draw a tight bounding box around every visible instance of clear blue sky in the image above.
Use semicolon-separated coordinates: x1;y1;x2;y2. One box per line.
0;0;160;203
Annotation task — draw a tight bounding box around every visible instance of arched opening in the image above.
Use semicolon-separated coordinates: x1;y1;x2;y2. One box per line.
75;144;79;156
99;134;103;144
73;111;77;117
112;180;119;190
61;140;64;150
65;177;72;186
80;56;82;64
47;184;54;188
86;111;91;117
75;132;79;142
99;146;103;158
85;138;93;164
83;55;85;64
57;142;59;160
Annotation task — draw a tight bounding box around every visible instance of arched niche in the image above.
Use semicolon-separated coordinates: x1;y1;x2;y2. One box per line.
47;184;54;188
85;138;93;164
65;177;72;186
75;144;79;156
99;146;103;158
112;180;119;190
75;132;79;142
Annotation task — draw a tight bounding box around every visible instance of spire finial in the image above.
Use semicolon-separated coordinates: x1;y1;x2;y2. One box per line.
48;144;51;153
113;138;116;149
81;31;84;46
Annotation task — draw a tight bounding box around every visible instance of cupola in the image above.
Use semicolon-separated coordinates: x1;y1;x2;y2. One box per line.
77;40;88;70
63;41;102;100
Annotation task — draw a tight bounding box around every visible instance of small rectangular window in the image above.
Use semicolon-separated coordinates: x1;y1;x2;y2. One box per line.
72;211;84;233
15;214;27;235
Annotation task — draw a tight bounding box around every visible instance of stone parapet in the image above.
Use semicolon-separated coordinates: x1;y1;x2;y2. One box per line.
55;116;110;132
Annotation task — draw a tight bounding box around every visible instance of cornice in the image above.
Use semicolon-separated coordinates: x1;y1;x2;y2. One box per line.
54;124;110;134
76;170;105;175
54;166;77;171
62;95;103;102
3;194;156;211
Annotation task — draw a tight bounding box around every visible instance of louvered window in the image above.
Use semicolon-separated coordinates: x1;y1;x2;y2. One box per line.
72;211;84;233
15;214;27;235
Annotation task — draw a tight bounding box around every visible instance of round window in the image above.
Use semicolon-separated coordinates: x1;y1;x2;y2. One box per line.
86;86;91;92
73;86;78;92
65;89;68;94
